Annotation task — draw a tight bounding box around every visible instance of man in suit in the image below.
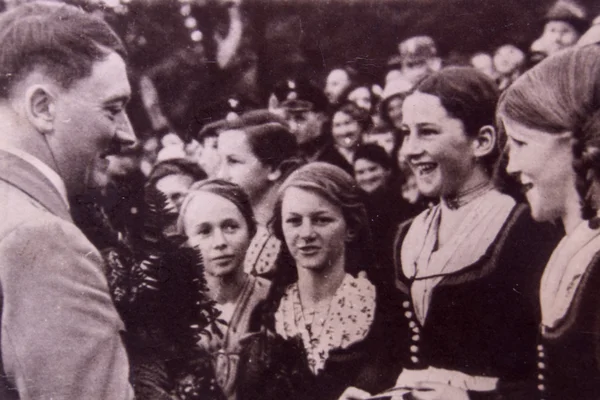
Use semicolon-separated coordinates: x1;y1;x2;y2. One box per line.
0;2;135;399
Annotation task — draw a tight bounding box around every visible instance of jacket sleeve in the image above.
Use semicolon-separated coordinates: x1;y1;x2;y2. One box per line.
0;217;134;399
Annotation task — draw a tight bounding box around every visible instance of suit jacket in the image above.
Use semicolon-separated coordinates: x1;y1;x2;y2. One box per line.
0;150;133;399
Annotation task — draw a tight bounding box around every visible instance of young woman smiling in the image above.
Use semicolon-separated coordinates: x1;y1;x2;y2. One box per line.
320;102;372;175
341;67;559;400
497;44;600;400
238;162;404;400
178;179;270;400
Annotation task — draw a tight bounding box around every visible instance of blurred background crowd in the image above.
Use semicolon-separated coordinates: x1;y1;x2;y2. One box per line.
22;0;596;258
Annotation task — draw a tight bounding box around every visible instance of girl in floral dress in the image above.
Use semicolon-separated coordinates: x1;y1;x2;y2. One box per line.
238;162;404;400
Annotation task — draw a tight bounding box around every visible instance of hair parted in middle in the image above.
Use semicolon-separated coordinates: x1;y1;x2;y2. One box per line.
270;162;370;250
411;66;501;174
177;179;257;238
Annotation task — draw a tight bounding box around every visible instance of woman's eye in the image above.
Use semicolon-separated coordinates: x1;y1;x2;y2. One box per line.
419;128;438;136
196;226;212;236
285;217;302;226
222;222;240;233
510;137;526;148
314;216;333;225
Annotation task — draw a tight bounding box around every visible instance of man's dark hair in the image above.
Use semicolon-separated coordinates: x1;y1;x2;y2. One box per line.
0;1;127;99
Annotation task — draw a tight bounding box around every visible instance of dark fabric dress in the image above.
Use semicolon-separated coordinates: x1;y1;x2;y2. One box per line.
237;275;406;400
317;142;355;176
393;203;560;394
362;182;425;288
533;254;600;399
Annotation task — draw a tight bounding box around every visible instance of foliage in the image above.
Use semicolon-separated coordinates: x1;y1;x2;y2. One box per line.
103;185;224;400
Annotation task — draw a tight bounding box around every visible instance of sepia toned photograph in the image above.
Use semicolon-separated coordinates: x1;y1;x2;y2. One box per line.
0;0;599;399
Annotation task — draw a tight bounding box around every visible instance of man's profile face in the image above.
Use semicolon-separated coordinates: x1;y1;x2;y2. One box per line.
286;109;323;145
50;52;134;195
530;20;580;62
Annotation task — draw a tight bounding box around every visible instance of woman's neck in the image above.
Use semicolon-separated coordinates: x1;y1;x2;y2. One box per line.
252;184;280;227
562;186;587;235
437;170;492;248
441;168;491;210
206;269;247;305
296;258;346;307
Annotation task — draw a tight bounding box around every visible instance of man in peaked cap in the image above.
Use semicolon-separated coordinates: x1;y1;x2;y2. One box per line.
268;78;330;158
530;0;590;64
0;2;135;399
395;35;442;86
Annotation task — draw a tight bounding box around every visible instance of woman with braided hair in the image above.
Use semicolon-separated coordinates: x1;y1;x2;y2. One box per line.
341;67;560;400
497;43;600;400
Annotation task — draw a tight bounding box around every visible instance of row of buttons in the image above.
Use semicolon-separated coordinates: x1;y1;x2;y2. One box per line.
537;343;546;399
403;300;421;364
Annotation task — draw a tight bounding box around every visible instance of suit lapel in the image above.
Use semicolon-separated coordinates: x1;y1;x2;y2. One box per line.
0;150;72;222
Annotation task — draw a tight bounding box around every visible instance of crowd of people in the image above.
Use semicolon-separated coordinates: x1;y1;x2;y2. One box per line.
2;1;600;400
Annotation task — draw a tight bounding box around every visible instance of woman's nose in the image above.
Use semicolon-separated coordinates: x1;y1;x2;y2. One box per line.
212;229;227;248
504;147;519;175
400;133;422;159
299;220;315;238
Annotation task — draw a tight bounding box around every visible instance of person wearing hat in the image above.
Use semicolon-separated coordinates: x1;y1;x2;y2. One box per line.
395;35;442;86
529;0;589;65
493;44;526;91
195;119;230;178
380;78;413;132
270;78;334;163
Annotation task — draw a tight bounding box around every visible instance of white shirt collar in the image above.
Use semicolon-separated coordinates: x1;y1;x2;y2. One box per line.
0;145;70;209
540;219;600;329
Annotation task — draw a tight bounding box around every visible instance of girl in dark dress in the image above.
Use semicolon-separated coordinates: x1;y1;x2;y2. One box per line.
497;44;600;400
341;67;559;400
353;143;423;287
238;162;404;400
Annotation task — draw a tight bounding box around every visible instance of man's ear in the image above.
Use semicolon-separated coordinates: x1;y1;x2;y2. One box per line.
472;125;497;159
25;85;56;134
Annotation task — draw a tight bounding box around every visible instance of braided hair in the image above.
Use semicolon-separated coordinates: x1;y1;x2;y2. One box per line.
498;44;600;228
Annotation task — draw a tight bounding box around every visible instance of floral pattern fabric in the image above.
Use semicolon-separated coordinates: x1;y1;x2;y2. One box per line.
244;226;281;277
274;273;376;374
